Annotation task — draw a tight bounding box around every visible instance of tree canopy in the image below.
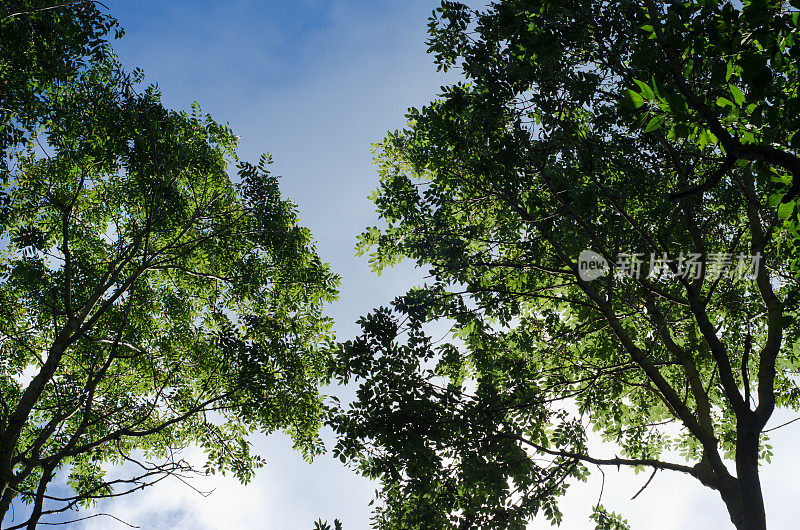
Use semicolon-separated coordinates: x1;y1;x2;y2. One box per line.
331;1;800;529
0;0;122;163
0;6;338;529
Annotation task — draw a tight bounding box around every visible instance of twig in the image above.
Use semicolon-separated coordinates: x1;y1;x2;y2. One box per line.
763;416;800;433
29;512;139;528
631;468;658;500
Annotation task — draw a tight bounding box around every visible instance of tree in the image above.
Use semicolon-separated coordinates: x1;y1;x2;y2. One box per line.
0;0;122;163
0;45;338;530
314;518;344;530
331;1;800;529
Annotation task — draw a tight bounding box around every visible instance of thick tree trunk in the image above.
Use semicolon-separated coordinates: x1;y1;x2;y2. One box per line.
735;429;767;530
717;476;744;530
714;422;768;530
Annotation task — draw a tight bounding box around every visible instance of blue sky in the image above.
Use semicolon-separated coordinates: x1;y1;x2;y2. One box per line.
79;1;459;528
107;0;446;325
42;1;800;528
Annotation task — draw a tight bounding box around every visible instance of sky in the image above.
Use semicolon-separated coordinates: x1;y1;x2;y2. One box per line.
29;1;798;528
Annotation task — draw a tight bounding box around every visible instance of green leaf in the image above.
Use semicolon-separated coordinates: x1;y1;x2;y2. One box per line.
726;61;735;81
644;114;665;133
716;97;734;108
626;89;645;108
778;201;796;219
633;79;655;100
729;84;746;106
